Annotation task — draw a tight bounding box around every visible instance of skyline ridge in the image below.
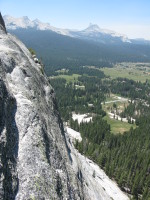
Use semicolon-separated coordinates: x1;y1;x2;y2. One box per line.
1;0;149;40
3;14;150;42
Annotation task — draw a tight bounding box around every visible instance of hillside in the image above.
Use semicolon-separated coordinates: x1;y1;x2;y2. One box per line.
0;13;83;199
0;13;130;200
3;15;150;72
8;28;150;74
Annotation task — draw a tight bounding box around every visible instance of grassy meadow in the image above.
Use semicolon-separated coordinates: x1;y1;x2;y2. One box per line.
101;63;150;82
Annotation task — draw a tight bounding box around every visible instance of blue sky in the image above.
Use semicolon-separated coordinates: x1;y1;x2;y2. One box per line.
0;0;150;39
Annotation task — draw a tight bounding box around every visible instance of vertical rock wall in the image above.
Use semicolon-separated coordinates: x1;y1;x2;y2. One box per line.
0;14;83;200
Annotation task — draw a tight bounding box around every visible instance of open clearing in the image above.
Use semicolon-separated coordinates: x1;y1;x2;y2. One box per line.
56;74;80;83
101;63;150;82
102;94;136;134
103;114;136;134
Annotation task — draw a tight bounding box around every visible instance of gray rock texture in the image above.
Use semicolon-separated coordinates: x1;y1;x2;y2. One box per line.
0;14;83;200
0;14;130;200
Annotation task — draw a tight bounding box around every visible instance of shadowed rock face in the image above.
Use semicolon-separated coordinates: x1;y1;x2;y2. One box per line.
0;80;18;199
0;12;7;34
0;14;83;200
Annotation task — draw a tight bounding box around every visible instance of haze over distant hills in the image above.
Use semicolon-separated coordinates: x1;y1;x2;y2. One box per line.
4;15;150;45
4;15;150;72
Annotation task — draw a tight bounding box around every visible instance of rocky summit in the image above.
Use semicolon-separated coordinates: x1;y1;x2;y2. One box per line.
0;13;84;200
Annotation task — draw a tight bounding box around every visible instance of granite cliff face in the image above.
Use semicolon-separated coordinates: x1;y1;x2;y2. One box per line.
0;13;130;200
0;13;84;200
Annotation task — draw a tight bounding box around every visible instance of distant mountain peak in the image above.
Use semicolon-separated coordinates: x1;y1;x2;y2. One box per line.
85;23;101;32
22;16;30;20
3;15;141;44
33;18;41;23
